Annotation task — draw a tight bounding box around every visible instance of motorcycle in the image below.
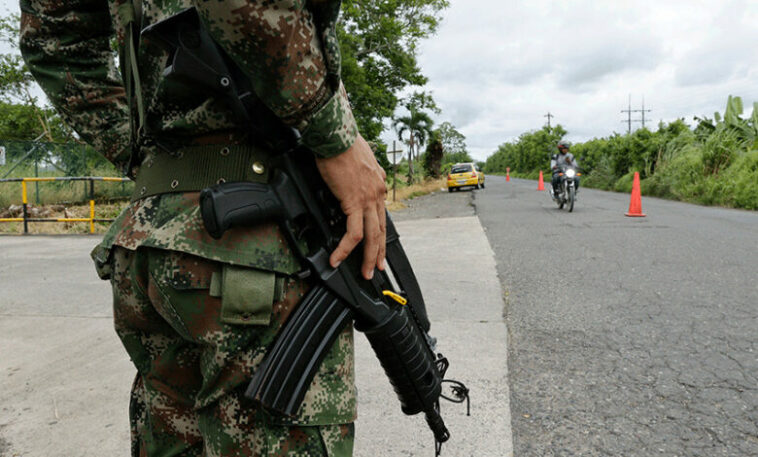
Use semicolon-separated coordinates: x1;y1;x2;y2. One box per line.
548;164;580;212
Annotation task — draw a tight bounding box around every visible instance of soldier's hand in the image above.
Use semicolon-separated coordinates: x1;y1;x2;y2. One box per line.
316;134;387;280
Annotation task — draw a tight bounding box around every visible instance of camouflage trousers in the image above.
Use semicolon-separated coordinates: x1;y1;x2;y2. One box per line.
110;246;355;457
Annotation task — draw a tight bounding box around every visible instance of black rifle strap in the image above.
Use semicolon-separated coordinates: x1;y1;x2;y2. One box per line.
122;0;145;176
385;217;431;332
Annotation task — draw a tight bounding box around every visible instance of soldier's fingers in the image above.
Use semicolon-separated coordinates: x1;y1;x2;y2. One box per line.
377;164;387;181
376;204;386;271
330;211;363;268
361;209;381;280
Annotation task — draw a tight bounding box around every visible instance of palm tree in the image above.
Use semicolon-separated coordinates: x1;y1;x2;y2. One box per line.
393;108;434;184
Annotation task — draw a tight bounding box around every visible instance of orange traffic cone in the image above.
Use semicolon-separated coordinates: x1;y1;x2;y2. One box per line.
625;172;646;217
537;170;545;190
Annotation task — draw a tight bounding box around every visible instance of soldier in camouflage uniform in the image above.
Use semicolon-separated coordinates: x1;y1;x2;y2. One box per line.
20;1;388;455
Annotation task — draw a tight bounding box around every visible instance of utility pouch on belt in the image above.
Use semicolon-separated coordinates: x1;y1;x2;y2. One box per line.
212;265;275;325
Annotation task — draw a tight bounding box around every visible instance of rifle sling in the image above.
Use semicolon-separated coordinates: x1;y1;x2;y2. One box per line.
385;219;431;332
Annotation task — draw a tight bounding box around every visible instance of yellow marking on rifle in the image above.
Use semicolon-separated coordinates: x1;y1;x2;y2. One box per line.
382;290;407;306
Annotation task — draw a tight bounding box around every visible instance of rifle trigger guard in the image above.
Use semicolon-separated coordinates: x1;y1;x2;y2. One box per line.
295;269;311;280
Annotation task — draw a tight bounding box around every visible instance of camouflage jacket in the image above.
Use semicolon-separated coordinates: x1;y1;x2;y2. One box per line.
20;0;357;166
19;0;359;273
19;0;358;424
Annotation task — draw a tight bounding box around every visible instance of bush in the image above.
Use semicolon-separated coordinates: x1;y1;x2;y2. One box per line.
718;150;758;209
613;171;635;193
571;97;757;209
581;155;615;190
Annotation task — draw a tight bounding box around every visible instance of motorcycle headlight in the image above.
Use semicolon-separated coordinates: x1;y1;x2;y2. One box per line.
566;169;576;178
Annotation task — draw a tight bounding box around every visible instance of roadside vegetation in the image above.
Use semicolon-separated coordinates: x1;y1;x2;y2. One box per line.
386;178;447;212
485;95;758;210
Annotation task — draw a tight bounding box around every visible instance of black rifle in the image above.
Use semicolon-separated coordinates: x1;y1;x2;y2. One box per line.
143;8;469;454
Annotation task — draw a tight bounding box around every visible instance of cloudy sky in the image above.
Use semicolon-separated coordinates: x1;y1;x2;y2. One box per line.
408;0;758;160
4;1;758;161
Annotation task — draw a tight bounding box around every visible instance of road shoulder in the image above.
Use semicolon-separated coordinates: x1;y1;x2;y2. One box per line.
355;215;513;456
0;198;513;456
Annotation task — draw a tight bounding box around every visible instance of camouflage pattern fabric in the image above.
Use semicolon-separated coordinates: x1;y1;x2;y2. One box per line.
112;246;355;455
20;0;358;293
91;191;303;278
19;0;357;166
19;0;361;452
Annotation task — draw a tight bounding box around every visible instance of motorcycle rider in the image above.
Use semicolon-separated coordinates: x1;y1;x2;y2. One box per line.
551;140;579;198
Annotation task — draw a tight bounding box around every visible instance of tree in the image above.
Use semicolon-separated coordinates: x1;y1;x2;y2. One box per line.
422;130;443;178
0;14;108;176
393;108;434;183
485;125;567;174
436;121;470;163
338;0;449;141
0;14;68;142
403;90;441;115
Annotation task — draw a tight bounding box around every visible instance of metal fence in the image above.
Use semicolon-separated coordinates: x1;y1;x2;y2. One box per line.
0;176;130;234
0;140;132;209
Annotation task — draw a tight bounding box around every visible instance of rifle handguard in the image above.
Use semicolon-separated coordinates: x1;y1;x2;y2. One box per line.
358;306;450;443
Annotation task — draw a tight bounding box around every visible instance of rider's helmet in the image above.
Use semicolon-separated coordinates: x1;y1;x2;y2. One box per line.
557;140;570;154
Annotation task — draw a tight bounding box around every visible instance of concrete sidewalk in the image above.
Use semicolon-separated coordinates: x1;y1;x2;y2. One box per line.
0;216;512;456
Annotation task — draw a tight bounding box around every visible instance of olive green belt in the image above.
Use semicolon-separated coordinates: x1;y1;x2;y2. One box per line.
132;144;273;201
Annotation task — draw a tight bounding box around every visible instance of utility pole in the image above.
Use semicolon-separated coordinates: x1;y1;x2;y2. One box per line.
621;95;652;133
639;96;652;129
621;94;633;134
544;112;554;129
387;141;403;202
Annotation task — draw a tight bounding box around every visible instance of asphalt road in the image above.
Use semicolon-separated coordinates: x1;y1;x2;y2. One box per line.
476;175;758;456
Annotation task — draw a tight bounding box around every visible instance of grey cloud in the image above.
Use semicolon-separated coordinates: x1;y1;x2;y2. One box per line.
675;40;758;87
548;28;663;90
413;0;758;161
423;30;663;92
671;1;758;86
556;45;661;89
